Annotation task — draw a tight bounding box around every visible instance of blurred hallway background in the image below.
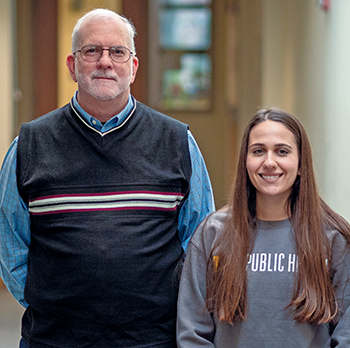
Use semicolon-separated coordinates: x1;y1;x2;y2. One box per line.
2;0;350;217
1;0;350;346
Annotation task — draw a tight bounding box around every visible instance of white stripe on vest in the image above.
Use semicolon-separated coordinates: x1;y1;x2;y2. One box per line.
29;191;185;215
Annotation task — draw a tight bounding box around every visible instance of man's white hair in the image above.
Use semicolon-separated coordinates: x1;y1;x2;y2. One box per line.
71;8;136;54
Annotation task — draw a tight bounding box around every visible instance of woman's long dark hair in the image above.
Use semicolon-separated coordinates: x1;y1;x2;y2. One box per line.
206;108;350;324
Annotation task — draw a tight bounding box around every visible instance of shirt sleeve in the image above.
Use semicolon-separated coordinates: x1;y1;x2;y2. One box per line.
328;234;350;347
177;223;215;347
178;131;215;252
0;137;30;307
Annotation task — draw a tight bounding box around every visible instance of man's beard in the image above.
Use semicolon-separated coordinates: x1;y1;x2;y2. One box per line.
75;69;132;100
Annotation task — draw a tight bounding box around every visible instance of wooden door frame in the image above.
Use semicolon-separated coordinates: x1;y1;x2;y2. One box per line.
122;1;149;104
16;0;57;129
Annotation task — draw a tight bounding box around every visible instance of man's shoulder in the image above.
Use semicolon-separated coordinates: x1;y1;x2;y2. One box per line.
135;100;188;128
21;103;71;130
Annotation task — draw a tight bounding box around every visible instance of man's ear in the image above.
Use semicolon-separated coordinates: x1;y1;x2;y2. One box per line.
66;54;78;82
130;56;139;85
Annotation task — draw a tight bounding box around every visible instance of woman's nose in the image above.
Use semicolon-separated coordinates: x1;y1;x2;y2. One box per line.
263;152;277;169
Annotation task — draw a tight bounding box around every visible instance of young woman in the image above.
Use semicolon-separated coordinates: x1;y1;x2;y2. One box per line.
177;108;350;347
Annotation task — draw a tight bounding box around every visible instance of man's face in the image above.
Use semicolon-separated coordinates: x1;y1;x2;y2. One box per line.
67;17;138;104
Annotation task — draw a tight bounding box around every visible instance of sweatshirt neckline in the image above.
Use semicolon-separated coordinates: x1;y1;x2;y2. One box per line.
256;218;291;230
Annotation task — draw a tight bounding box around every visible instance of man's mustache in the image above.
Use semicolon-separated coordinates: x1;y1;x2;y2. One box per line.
90;73;118;80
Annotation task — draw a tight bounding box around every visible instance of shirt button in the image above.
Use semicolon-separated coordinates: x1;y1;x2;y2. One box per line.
92;120;97;125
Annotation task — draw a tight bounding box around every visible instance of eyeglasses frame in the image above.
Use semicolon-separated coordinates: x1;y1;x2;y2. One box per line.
74;45;134;64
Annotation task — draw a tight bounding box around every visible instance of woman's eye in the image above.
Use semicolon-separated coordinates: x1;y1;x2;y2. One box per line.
252;149;264;155
277;149;288;155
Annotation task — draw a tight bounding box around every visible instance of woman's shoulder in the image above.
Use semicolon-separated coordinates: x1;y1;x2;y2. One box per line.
326;228;348;246
190;207;230;254
326;229;350;266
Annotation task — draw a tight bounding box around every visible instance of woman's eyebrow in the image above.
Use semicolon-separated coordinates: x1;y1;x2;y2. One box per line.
248;143;293;149
274;143;293;149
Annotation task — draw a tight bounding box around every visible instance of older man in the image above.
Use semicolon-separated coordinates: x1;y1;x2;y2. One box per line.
0;9;214;348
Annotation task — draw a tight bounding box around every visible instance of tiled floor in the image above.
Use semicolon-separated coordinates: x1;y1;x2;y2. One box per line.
0;286;24;348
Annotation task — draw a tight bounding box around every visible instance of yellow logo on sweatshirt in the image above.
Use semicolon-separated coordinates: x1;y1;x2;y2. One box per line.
213;256;219;270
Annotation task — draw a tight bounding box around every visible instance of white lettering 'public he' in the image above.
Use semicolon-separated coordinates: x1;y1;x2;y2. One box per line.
247;253;298;273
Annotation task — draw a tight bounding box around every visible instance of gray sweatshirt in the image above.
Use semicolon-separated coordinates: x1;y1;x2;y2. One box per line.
177;209;350;348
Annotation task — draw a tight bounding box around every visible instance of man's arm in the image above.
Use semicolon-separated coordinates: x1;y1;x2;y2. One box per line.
178;131;215;252
0;137;30;307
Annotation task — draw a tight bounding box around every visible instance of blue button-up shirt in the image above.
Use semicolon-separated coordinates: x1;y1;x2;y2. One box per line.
0;93;215;307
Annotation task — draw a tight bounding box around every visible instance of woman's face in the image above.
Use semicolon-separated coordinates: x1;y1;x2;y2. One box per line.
246;120;299;205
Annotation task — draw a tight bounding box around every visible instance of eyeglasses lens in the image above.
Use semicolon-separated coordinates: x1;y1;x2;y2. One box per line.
80;46;130;63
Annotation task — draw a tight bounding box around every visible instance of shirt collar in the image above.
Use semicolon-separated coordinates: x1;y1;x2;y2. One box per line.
72;91;134;133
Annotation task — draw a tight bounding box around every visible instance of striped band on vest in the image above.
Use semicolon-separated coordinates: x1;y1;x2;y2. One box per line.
28;191;185;215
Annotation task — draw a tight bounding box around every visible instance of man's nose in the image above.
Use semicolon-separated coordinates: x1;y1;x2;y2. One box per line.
97;50;113;67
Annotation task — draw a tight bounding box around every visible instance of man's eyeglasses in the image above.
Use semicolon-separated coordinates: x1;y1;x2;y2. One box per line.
74;45;133;63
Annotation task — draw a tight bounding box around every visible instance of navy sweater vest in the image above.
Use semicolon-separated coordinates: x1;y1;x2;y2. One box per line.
17;100;191;348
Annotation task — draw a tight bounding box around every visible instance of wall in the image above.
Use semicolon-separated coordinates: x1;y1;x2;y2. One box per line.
0;0;14;162
260;0;350;220
321;0;350;221
235;0;263;137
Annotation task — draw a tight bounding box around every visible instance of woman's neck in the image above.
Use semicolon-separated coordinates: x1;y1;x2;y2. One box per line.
255;195;290;221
